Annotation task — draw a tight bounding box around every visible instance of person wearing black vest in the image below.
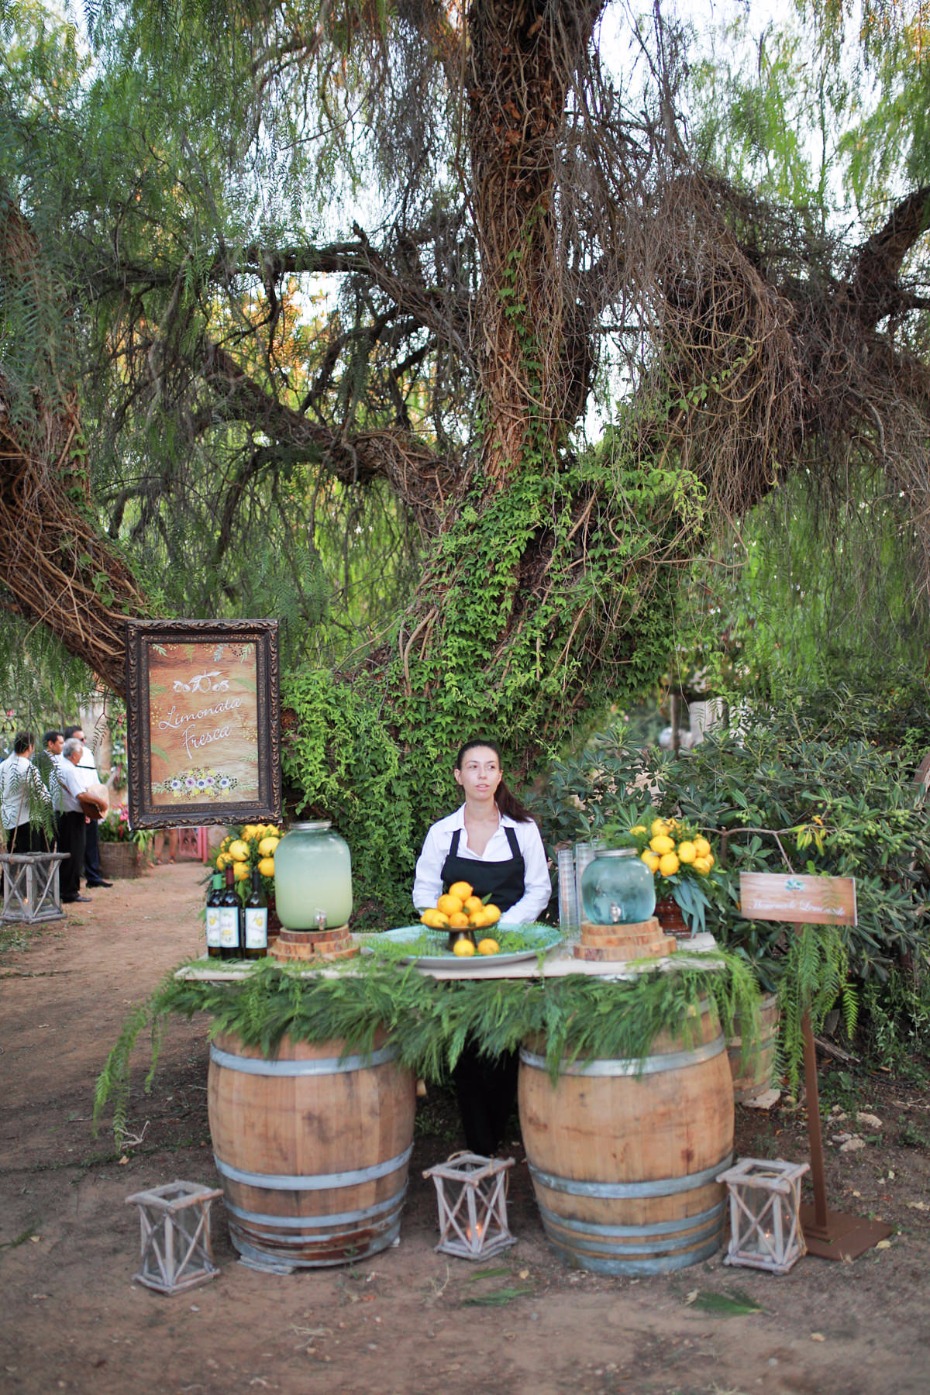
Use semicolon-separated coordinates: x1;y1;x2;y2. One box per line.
413;739;551;1154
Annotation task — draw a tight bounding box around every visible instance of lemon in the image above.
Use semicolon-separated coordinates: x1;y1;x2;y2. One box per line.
693;836;711;858
650;834;675;855
228;839;250;862
420;908;448;929
469;907;498;929
215;853;229;870
658;851;680;877
677;840;696;864
630;824;647;835
650;818;669;837
482;904;501;925
421;908;450;929
452;938;476;957
257;856;275;878
240;825;259;841
477;938;500;955
233;861;250;881
437;893;464;916
448;910;470;929
692;855;712;874
463;895;484;913
448;880;474;901
258;835;280;857
641;850;660;872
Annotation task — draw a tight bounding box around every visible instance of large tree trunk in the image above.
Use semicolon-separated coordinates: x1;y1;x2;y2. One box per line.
467;0;603;478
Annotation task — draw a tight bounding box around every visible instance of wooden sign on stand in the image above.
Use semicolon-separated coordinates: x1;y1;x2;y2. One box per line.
739;871;892;1262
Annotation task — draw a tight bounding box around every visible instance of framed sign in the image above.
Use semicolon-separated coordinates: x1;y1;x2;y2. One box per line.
738;872;857;926
126;619;281;828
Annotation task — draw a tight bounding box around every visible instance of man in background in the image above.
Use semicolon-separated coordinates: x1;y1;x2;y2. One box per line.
0;731;51;852
33;730;64;838
55;737;92;903
63;724;113;889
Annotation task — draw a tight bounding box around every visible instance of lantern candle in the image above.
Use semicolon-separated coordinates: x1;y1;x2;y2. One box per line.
717;1157;810;1275
423;1152;516;1261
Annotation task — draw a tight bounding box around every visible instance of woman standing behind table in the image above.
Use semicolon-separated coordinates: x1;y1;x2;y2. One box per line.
413;740;552;1154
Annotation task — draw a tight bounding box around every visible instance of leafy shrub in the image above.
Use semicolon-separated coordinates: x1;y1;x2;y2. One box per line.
527;696;930;987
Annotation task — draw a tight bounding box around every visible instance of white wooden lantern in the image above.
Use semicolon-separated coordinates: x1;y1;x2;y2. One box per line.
717;1157;810;1274
423;1152;517;1260
126;1180;224;1293
0;851;67;923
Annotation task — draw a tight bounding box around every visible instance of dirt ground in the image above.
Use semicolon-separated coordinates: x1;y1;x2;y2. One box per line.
2;861;929;1395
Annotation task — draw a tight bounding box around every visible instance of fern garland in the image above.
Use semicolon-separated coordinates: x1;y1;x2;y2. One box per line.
776;923;855;1094
93;951;762;1142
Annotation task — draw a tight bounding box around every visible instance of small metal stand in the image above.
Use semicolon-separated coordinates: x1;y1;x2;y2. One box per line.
798;1012;893;1260
0;851;67;923
423;1152;517;1260
718;1157;810;1274
126;1180;224;1293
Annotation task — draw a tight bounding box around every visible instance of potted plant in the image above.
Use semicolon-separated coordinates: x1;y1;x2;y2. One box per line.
603;813;726;936
98;805;153;878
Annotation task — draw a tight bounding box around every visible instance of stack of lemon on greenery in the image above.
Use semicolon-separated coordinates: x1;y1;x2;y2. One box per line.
215;823;284;884
634;817;715;879
419;880;501;956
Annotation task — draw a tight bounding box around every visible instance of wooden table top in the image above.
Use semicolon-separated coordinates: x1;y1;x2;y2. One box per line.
176;932;721;983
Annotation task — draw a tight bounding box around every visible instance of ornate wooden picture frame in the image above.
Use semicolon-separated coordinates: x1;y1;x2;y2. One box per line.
125;619;281;828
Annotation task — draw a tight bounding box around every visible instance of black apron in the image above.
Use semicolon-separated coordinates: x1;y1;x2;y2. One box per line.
442;822;526;1155
441;825;525;912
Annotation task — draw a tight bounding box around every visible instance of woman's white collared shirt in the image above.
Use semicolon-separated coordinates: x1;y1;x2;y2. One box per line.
412;806;551;925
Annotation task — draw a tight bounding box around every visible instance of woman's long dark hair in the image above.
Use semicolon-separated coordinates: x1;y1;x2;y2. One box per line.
454;739;534;824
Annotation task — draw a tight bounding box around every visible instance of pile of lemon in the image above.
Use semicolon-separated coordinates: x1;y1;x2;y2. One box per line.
215;824;283;881
419;880;501;955
636;818;715;879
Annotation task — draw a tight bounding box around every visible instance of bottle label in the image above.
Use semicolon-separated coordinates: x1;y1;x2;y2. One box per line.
205;906;222;947
218;907;240;950
244;907;268;950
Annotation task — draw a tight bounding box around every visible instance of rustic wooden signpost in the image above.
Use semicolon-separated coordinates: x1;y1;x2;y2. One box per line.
739;871;892;1261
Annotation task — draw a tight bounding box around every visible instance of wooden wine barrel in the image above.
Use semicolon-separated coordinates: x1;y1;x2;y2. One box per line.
208;1030;416;1271
728;992;780;1102
519;1002;734;1275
